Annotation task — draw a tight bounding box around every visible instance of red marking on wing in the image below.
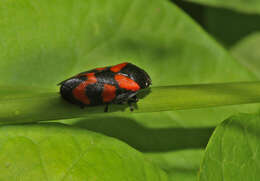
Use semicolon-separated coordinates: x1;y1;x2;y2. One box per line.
110;62;128;72
96;67;106;71
87;72;95;77
115;74;140;91
102;84;117;103
77;71;97;78
73;73;97;104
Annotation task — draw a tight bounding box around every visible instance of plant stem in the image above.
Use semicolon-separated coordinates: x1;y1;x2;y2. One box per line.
1;81;260;123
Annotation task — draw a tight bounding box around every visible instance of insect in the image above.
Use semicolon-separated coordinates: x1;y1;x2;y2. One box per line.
58;62;151;112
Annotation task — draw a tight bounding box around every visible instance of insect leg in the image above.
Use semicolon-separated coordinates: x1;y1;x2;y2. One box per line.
104;103;109;112
128;95;139;111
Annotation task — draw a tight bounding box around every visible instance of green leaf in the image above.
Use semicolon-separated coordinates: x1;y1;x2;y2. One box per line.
2;82;260;123
185;0;260;14
0;0;259;180
0;0;255;89
0;123;168;181
67;114;214;181
199;113;260;181
204;7;260;48
0;0;257;125
231;32;260;78
147;150;204;181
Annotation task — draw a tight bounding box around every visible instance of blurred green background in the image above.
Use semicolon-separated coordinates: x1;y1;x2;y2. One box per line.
1;0;260;180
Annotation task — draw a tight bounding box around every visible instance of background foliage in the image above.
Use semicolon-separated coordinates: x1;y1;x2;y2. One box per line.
0;0;260;180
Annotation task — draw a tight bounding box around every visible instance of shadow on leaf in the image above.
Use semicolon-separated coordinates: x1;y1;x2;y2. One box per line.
72;116;214;152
